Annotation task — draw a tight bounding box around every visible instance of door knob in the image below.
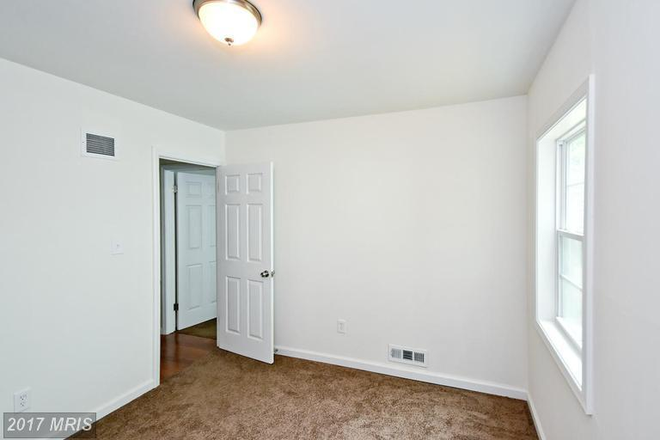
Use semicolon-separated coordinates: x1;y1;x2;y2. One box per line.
260;270;274;278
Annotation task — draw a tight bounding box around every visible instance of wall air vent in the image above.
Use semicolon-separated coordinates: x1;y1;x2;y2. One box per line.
389;344;428;368
82;131;116;159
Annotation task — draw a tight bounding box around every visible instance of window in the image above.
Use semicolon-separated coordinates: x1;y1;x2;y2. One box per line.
535;78;593;414
556;125;585;347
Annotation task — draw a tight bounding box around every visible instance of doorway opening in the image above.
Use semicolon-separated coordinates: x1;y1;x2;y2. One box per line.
152;151;275;387
159;158;218;381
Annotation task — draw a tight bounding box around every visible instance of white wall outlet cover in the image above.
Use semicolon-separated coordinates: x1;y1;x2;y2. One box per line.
337;319;347;334
111;238;124;255
14;388;30;412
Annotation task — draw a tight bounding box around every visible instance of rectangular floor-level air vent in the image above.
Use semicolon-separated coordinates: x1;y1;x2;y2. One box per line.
82;132;116;159
389;344;428;367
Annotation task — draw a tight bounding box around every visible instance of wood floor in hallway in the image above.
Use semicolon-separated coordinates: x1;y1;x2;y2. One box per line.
160;332;216;382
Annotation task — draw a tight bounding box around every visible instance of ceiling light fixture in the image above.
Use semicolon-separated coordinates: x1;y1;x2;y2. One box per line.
193;0;262;47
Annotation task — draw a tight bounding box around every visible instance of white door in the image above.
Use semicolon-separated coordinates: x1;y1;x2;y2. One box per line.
177;172;217;330
217;163;274;364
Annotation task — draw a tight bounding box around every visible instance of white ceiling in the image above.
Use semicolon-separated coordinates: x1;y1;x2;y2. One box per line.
0;0;574;130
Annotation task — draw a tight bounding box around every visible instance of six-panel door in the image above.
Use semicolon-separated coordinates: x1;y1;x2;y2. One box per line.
217;163;274;364
176;172;217;330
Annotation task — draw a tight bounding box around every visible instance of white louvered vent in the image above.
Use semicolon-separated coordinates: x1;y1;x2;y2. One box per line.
82;131;116;159
388;344;428;368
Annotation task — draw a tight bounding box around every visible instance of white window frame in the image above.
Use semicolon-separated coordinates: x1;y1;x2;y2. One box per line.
534;76;594;415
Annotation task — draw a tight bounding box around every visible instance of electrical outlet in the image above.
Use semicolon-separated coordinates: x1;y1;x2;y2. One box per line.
337;319;347;334
14;388;30;412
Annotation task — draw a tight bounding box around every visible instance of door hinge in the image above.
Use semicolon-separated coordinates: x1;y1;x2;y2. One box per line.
174;303;179;312
172;185;178;193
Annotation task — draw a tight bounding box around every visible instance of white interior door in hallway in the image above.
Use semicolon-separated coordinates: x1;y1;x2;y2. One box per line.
177;171;217;330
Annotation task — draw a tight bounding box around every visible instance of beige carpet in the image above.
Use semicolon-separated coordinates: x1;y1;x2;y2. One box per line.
89;349;537;439
177;318;217;340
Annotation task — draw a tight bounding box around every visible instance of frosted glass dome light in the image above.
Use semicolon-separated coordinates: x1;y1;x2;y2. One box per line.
193;0;262;47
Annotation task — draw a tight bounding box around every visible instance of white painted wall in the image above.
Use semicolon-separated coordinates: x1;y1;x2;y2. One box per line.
527;0;660;438
226;96;529;395
526;2;594;437
0;59;225;425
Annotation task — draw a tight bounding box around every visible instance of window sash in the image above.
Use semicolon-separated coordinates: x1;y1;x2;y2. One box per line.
555;230;584;349
556;315;582;352
556;125;586;353
557;126;586;234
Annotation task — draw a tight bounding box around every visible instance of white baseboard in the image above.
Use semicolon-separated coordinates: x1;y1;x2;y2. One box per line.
93;379;155;421
88;354;533;428
527;395;547;440
275;346;528;400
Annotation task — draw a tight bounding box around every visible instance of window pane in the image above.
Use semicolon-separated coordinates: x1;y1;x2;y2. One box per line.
560;236;583;287
565;183;585;233
563;132;586;233
566;133;585;185
559;278;583;343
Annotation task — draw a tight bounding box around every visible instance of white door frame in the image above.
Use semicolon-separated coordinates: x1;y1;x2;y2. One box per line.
161;168;176;335
151;147;222;388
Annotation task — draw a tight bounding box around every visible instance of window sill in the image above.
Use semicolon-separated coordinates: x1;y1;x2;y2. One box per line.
535;318;589;412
